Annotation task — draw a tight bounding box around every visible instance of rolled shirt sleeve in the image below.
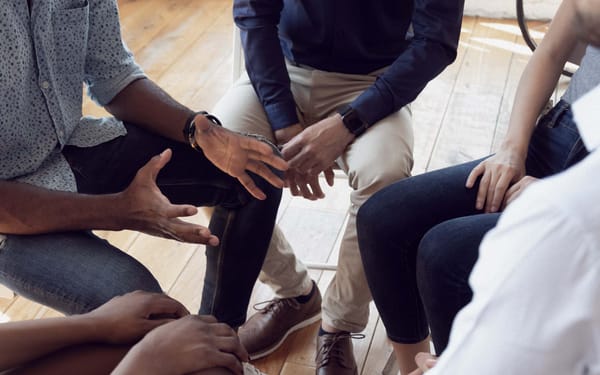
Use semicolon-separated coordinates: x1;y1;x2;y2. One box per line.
83;0;146;106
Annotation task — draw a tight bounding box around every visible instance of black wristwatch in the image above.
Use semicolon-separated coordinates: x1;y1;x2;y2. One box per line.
337;105;368;137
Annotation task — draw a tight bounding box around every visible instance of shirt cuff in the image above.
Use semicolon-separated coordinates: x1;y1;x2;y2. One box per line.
265;101;299;131
351;84;394;127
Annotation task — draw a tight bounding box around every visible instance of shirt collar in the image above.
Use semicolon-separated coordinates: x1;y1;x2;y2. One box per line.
572;84;600;151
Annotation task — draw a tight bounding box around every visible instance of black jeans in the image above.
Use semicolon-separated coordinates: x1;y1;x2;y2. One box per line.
357;101;588;352
0;123;281;328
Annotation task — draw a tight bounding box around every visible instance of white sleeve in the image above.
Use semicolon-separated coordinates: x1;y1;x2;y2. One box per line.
428;186;600;374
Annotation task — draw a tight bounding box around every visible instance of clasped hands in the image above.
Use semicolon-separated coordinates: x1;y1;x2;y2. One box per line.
275;115;355;200
85;291;248;375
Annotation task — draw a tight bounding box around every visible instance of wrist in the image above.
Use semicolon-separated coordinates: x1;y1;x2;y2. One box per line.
333;113;356;145
274;123;303;145
337;105;368;137
500;138;528;159
183;111;223;151
68;314;106;343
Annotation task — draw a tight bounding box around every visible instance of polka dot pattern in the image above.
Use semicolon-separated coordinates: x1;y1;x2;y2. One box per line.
0;0;145;192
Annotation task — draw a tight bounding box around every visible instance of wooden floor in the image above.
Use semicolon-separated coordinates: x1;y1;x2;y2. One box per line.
0;1;570;374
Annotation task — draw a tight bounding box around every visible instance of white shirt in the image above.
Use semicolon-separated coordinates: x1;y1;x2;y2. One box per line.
429;85;600;375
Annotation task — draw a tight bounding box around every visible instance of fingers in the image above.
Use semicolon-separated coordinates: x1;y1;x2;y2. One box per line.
309;173;327;198
503;178;526;208
465;162;484;188
214;336;249;363
415;352;437;372
236;172;267;201
146;294;191;319
280;137;303;162
167;220;220;245
484;169;499;213
488;171;513;213
307;174;325;199
195;315;219;323
503;176;537;209
246;160;285;189
165;204;198;219
324;167;335;187
239;135;288;171
205;353;244;375
475;169;491;211
249;144;289;172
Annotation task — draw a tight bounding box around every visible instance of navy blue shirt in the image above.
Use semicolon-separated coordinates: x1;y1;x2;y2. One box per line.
234;0;465;131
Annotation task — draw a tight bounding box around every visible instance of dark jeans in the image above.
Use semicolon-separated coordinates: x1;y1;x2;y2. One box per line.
357;100;588;351
0;123;282;327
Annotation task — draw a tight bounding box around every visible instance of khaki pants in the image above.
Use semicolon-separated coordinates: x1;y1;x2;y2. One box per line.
212;63;414;332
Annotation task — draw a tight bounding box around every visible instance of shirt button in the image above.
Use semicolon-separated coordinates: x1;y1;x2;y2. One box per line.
41;81;50;89
57;130;64;138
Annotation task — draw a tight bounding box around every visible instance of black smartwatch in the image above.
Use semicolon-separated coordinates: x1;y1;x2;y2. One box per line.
337;105;368;137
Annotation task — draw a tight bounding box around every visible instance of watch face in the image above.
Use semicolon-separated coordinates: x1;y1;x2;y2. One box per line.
340;107;367;136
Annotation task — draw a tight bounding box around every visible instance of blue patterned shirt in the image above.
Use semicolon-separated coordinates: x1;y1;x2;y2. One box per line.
0;0;145;191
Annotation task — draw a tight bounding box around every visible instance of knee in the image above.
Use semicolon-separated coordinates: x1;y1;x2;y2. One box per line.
357;190;396;247
349;156;412;201
76;265;162;314
417;222;459;284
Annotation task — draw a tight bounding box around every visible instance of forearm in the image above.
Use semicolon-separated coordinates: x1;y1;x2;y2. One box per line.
0;315;100;370
234;1;298;130
352;0;464;125
502;0;580;154
105;78;193;143
0;181;123;234
111;344;154;375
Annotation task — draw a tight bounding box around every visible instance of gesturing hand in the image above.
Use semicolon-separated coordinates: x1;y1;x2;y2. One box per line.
465;147;527;213
114;315;249;375
194;115;288;200
85;291;189;345
119;149;219;245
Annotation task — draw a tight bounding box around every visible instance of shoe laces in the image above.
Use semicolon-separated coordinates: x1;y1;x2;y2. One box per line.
252;297;301;314
317;332;365;367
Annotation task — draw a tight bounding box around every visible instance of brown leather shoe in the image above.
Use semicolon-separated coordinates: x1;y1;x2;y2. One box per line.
238;282;322;359
316;332;362;375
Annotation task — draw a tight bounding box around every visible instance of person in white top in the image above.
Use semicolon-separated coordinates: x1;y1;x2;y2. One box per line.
409;0;600;372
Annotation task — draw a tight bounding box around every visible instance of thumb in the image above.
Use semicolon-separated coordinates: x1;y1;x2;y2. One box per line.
147;149;172;180
193;115;211;132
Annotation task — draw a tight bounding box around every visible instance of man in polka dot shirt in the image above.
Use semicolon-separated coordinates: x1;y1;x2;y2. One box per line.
0;0;287;339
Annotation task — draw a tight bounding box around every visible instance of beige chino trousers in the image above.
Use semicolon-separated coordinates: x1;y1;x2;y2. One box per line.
212;62;414;332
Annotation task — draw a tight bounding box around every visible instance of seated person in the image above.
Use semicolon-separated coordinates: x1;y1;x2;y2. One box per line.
0;0;286;330
357;0;597;360
409;81;600;374
0;291;255;374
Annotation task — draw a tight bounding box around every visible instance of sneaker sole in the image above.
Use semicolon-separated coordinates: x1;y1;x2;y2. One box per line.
248;311;322;360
